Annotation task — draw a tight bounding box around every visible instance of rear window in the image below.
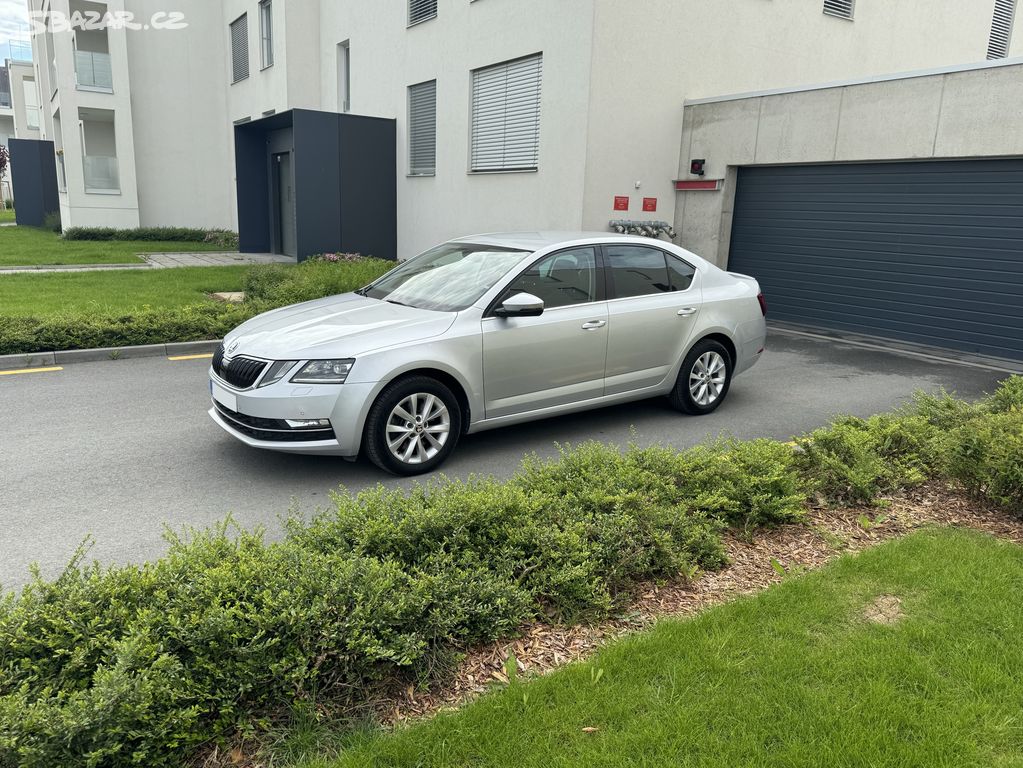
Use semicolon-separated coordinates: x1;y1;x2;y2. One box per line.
606;245;694;299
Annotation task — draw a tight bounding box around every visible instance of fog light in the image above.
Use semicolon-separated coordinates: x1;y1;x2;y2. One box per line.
285;418;331;429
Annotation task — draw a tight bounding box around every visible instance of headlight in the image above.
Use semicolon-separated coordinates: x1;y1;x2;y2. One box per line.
290;359;355;384
257;360;298;388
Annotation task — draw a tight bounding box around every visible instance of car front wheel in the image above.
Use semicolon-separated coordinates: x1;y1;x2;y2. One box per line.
364;375;462;475
669;339;733;415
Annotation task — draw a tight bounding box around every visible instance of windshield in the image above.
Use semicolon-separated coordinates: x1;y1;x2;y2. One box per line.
363;243;531;311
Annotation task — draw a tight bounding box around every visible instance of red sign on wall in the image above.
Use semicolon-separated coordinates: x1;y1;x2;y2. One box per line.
613;196;630;211
642;197;657;212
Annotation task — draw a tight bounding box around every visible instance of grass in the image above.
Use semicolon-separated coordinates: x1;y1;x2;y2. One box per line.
0;225;228;267
0;208;14;223
0;265;251;315
300;529;1023;768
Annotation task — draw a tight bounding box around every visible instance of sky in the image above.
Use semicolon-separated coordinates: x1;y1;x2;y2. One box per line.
0;0;30;60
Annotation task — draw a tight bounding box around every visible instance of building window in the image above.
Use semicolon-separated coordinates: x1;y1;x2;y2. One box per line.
408;80;437;176
230;14;249;83
23;78;40;130
408;0;438;26
259;0;274;69
822;0;854;20
337;41;350;112
988;0;1017;58
470;53;542;173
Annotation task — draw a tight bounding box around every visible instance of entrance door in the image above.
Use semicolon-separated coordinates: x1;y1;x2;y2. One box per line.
273;152;297;258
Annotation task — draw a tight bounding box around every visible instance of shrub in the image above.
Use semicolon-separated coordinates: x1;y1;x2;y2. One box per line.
942;410;1023;512
0;302;260;356
42;211;61;234
244;258;393;306
2;198;12;210
983;374;1023;414
793;414;938;504
61;227;238;246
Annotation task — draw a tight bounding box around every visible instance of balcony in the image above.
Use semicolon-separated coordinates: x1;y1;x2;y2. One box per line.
75;51;113;92
83;155;119;193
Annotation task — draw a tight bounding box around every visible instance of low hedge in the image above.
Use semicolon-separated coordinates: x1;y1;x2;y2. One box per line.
0;378;1019;767
0;257;394;356
61;227;240;249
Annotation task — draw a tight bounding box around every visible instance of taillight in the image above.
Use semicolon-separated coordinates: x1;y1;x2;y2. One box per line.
757;292;768;317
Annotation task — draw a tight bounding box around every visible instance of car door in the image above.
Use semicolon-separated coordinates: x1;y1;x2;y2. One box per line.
603;244;702;395
481;247;608;419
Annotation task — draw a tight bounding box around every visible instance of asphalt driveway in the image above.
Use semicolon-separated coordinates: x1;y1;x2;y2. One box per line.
0;329;1011;589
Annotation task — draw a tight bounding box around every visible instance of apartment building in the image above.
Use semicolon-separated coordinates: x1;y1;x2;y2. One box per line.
19;0;1022;257
1;51;41;200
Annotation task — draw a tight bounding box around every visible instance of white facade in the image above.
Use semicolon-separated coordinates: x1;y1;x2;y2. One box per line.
22;0;1023;253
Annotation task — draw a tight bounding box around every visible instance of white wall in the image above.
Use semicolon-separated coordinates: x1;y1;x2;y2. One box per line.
126;0;236;229
582;0;1019;251
317;0;597;258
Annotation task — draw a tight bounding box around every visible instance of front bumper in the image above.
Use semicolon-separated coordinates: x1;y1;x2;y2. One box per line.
207;372;377;457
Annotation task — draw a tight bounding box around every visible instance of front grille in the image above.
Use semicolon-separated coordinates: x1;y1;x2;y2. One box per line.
212;343;267;390
212;400;336;443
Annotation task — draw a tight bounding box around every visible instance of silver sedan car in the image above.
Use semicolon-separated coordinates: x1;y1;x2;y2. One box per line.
208;232;767;475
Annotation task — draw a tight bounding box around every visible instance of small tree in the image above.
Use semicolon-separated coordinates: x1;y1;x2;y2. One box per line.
0;144;8;182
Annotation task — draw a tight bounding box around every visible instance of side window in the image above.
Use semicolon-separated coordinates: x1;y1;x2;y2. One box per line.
606;245;671;299
667;255;696;291
502;247;598;309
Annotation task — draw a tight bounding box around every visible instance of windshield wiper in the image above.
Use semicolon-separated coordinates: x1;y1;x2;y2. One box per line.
385;298;414;308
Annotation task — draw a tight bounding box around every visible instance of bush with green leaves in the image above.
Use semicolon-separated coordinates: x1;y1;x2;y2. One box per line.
941;410;1023;512
244;257;393;306
792;413;941;504
61;227;239;248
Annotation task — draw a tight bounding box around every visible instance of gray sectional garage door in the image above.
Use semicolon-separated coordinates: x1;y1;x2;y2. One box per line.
728;159;1023;360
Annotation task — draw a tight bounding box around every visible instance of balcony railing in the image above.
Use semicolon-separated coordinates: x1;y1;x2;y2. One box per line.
0;90;11;109
75;51;113;91
83;155;119;192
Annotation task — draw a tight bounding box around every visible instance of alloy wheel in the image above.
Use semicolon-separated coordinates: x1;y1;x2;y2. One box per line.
385;393;451;465
689;351;727;407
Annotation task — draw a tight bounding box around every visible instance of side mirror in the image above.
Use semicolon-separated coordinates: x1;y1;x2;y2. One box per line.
495;292;545;318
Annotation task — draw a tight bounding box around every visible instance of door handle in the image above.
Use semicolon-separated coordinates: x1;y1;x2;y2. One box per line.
677;308;697;317
581;320;607;331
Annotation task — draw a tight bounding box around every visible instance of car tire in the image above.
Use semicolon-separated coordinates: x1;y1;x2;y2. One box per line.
364;375;462;476
668;339;733;415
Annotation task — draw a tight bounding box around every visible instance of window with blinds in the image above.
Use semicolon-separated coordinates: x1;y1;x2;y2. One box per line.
823;0;854;19
409;0;437;26
230;14;249;83
988;0;1017;58
470;53;542;173
408;80;437;176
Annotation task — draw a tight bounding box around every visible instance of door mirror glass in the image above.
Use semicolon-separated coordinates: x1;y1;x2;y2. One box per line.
495;292;545;318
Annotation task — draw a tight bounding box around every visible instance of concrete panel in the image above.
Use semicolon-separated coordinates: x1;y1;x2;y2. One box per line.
834;77;944;161
934;67;1023;158
754;88;844;165
687;98;761;179
679;191;728;267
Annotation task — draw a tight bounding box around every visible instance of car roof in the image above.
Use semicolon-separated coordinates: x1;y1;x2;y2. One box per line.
451;231;637;251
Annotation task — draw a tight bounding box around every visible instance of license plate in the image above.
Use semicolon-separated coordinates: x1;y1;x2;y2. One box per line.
211;381;238;412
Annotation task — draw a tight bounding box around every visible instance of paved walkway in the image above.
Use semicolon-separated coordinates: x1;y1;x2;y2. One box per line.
0;252;296;274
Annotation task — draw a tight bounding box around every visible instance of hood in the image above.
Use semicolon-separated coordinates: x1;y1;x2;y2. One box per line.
224;293;457;360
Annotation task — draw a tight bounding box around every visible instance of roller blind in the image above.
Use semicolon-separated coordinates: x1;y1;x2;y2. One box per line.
470;53;542;173
230;14;249;82
408;80;437;176
823;0;854;19
988;0;1017;58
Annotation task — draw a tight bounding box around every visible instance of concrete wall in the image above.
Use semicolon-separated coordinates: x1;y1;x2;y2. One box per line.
317;0;597;258
8;61;40;140
584;0;1022;248
674;59;1023;267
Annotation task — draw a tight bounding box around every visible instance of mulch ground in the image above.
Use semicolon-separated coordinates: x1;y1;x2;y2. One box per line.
374;483;1023;725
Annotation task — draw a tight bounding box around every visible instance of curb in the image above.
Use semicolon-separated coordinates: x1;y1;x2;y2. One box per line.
0;263;152;273
0;340;220;371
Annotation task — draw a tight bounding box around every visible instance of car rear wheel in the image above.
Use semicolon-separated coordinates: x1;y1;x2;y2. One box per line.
669;339;733;415
364;375;462;475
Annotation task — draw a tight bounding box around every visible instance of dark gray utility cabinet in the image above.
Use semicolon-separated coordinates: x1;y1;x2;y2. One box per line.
235;109;397;262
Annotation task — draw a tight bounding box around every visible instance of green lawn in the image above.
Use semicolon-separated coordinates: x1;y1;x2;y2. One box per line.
0;265;251;316
0;208;14;223
304;529;1023;768
0;225;229;267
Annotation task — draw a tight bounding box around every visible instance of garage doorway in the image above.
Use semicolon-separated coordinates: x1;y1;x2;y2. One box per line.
728;159;1023;361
